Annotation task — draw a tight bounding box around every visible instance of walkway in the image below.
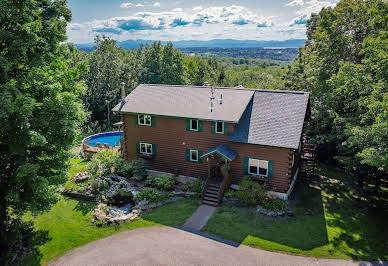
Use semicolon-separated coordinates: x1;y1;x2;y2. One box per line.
183;204;216;230
49;227;378;266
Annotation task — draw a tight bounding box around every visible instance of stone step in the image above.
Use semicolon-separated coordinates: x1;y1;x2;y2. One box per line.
206;188;219;193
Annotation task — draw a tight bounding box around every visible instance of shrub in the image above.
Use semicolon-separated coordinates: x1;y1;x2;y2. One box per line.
91;179;109;194
224;189;236;198
128;158;149;180
86;150;124;178
135;188;162;203
145;174;177;191
181;180;202;193
261;194;286;212
236;177;267;205
119;163;132;178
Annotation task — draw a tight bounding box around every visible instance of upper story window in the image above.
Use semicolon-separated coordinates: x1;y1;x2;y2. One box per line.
138;114;151;126
215;121;224;134
190;119;199;131
248;158;269;177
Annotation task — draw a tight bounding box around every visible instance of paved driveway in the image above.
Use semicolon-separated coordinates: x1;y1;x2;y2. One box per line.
49;226;378;266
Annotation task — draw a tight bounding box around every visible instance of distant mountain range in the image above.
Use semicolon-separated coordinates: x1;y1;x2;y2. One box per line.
75;39;305;52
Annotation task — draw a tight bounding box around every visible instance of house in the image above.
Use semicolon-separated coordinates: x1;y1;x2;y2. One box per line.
113;83;310;206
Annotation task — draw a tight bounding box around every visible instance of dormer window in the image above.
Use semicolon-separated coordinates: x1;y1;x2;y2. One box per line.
138;114;151;126
215;121;224;134
190;119;198;131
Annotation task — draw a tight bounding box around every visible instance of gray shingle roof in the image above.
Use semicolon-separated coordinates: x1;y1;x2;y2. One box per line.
228;90;309;149
201;144;238;161
112;84;254;123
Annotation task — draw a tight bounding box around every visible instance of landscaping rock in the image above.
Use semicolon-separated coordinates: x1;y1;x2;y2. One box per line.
72;172;92;183
256;204;288;218
91;203;140;224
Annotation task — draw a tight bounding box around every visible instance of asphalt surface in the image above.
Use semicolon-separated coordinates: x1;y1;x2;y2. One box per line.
49;226;383;266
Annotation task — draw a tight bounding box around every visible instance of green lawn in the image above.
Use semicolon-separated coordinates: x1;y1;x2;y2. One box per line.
22;158;202;265
202;165;388;261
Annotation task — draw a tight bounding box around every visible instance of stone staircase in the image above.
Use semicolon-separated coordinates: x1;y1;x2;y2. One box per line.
202;183;222;206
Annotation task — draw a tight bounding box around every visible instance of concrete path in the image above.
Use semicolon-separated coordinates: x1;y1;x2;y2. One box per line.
183;204;216;230
49;226;381;266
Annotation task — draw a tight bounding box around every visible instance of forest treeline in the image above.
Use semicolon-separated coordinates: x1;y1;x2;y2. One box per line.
71;36;285;126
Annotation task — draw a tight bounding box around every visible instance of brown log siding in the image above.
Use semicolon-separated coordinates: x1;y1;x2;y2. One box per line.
122;114;294;193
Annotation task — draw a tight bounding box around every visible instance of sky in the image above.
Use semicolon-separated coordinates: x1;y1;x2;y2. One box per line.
67;0;340;44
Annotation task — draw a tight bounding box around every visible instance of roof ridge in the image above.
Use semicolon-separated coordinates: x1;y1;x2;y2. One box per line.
140;84;308;95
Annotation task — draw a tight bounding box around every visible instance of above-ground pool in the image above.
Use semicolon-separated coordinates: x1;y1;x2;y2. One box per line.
83;131;123;147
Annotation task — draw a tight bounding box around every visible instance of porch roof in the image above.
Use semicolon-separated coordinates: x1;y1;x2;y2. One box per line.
201;144;237;161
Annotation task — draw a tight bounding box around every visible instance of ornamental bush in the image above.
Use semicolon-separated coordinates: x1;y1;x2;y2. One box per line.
127;158;149;180
261;194;286;212
145;174;177;191
135;188;162;203
86;150;124;178
236;177;267;205
224;189;236;198
181;180;202;193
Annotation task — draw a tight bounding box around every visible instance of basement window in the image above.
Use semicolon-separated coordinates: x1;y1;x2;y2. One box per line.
190;149;199;162
248;158;268;177
190;119;199;131
140;142;152;155
215;121;224;134
138;114;151;126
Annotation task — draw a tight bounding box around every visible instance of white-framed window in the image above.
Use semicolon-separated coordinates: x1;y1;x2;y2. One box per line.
215;121;224;134
140;142;152;155
190;119;199;131
248;158;269;177
138;114;151;126
190;149;199;162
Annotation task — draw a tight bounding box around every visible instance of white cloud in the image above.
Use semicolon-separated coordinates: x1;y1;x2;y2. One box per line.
286;0;338;16
135;3;144;7
120;2;133;8
67;4;326;43
153;2;161;7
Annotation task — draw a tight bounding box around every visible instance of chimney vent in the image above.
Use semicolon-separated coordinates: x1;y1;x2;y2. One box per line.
120;82;126;103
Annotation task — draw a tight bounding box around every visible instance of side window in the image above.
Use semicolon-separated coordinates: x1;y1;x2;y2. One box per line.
139;142;152;155
190;149;198;162
138;114;152;126
186;148;202;163
248;158;269;177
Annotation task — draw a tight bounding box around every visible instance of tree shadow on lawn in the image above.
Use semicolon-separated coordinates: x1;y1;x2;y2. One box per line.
19;227;51;266
319;179;388;261
202;183;329;251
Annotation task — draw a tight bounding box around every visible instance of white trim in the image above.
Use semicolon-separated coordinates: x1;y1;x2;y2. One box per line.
248;158;268;177
215;121;224;134
291;153;295;168
138;114;152;126
190;119;199;131
190;149;199;162
139;142;152;155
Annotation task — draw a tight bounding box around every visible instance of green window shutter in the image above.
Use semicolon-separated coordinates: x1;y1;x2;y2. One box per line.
268;160;274;178
135;114;139;125
152;143;157;156
151;116;155;127
198;150;203;163
186;119;190;131
211;121;215;134
186;148;190;161
223;123;228;135
136;141;140;154
243;157;249;175
198;120;203;132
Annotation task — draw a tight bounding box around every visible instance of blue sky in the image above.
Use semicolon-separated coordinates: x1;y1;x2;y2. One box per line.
67;0;339;44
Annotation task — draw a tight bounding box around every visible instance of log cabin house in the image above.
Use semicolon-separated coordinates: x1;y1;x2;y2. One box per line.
113;83;310;206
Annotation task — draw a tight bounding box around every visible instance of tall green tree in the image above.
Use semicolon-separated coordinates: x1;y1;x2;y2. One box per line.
0;0;86;262
284;0;387;192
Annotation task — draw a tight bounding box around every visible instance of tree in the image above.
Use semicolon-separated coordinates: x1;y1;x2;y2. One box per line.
283;0;387;193
160;42;185;84
0;1;86;262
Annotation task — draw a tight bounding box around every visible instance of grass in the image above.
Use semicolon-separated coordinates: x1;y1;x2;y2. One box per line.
22;157;202;265
202;164;388;261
